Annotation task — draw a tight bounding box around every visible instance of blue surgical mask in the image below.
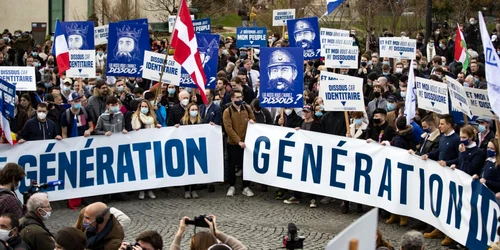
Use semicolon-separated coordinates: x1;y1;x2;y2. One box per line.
96;76;101;81
110;106;120;113
45;83;52;89
141;107;149;114
83;222;96;233
168;88;176;95
98;51;103;56
401;91;406;98
213;100;220;106
383;61;389;65
190;110;198;117
387;103;395;111
34;62;41;67
423;128;431;133
63;86;71;92
73;103;81;109
488;149;497;158
319;105;324;111
117;86;124;92
315;111;323;117
185;87;192;92
32;52;38;57
382;72;389;76
478;124;487;133
464;82;470;88
460;139;470;146
354;118;363;125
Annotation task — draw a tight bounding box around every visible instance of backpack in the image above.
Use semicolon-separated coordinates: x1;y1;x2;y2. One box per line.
65;107;89;125
221;103;249;134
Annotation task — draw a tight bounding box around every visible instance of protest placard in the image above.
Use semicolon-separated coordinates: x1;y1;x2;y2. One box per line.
319;71;364;111
193;18;211;33
169;15;195;33
272;9;295;26
94;25;108;45
287;17;321;60
415;77;449;114
66;50;96;78
142;50;181;85
0;66;36;91
236;27;267;48
464;88;497;120
447;77;472;118
60;21;95;50
0;78;16;118
324;45;359;69
379;37;417;59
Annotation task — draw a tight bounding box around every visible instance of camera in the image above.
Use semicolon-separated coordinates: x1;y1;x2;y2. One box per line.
185;215;213;228
282;223;305;250
125;242;139;250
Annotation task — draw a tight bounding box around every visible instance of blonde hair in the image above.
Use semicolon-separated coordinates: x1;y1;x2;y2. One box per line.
74;207;86;232
134;100;158;124
181;103;201;125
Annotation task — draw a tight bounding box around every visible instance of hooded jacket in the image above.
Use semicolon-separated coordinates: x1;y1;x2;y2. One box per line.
18;117;60;141
391;125;416;150
417;129;440;155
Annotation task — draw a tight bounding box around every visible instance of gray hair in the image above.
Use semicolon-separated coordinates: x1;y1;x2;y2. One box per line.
400;230;424;250
26;193;49;212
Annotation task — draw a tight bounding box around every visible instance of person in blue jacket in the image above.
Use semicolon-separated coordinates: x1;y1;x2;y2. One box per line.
473;139;500;195
18;102;62;143
450;125;485;176
422;114;460;167
200;89;222;125
144;91;167;127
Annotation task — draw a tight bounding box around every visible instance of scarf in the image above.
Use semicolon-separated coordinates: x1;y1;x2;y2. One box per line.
139;113;155;128
85;217;113;249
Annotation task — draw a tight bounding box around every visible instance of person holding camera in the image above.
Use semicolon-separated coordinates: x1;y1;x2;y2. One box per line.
0;163;26;218
118;230;163;250
170;215;247;250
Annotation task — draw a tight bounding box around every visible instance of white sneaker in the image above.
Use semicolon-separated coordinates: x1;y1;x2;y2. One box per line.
184;191;191;199
320;196;335;204
242;187;254;197
310;199;317;208
191;191;199;198
148;190;156;199
284;197;300;204
226;186;235;197
235;169;243;177
138;191;145;200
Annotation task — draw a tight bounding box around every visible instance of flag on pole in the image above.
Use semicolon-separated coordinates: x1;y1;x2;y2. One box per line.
454;24;469;73
0;116;16;145
171;0;208;104
324;0;345;16
404;60;416;124
478;11;500;117
52;20;70;76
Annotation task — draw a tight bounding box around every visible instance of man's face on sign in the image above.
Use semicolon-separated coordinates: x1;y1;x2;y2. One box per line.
118;37;135;55
295;30;314;48
68;34;83;50
268;65;296;90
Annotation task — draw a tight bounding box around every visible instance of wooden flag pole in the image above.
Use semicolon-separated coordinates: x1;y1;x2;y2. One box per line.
154;43;173;105
345;111;351;136
463;113;469;126
280;108;284;127
348;239;358;250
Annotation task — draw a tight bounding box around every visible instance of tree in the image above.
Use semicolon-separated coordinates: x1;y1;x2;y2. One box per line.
91;0;142;24
144;0;177;22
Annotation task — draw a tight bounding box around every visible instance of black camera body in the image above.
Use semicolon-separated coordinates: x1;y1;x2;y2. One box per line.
125;242;139;250
185;215;213;228
283;223;305;250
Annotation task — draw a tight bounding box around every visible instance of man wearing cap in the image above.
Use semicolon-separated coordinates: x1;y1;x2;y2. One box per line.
61;92;94;138
266;49;298;92
477;117;495;155
365;108;396;144
18;103;62;144
61;78;74;102
293;20;316;49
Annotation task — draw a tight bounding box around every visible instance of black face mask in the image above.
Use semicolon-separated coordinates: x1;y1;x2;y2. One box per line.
36;89;44;95
374;92;381;98
373;118;381;124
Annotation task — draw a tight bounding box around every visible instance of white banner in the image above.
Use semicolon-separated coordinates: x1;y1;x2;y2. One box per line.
447;77;473;118
272;9;296;26
379;37;417;59
243;123;500;250
169;15;195;33
319;71;364;111
66;50;96;78
94;25;109;45
465;88;497;120
142;50;181;85
415;77;449;114
324;44;359;69
0;66;36;91
0;124;224;201
326;208;378;250
320;36;353;57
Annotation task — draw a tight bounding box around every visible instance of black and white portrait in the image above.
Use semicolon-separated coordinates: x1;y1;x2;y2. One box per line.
66;23;88;50
293;20;316;49
266;49;298;91
113;26;142;63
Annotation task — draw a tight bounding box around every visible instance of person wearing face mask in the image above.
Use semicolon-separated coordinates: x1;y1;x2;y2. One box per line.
473;139;500;195
82;202;124;250
0;213;29;250
17;103;62;143
199;89;222;125
466;18;479;51
410;115;441;156
365;108;396;144
87;80;111;124
8;95;29;139
275;108;303;128
19;193;55;250
0;163;26;218
61;78;74;100
113;79;135;112
367;85;387;119
450;125;485;176
95;46;106;69
167;90;191;126
61;92;94;139
144;92;167;127
426;38;436;64
476;117;495;155
95;96;128;136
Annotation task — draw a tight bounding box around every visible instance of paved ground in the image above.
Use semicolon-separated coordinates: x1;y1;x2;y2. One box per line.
46;184;449;250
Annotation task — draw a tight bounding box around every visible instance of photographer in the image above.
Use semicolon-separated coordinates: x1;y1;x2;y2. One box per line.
170;215;247;250
118;230;163;250
0;163;26;218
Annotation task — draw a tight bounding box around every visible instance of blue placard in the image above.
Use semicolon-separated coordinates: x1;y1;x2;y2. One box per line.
60;21;95;50
287;17;321;60
106;22;150;77
0;78;16;119
236;27;267;48
259;47;304;108
179;33;220;89
193;18;211;33
120;18;149;26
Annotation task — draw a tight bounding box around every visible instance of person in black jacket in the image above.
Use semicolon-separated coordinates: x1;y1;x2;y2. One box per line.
473;139;500;194
412;115;440;155
167;90;190;126
18;103;62;144
365;108;396;144
476;117;495;155
275;108;302;128
451;125;485;176
283;105;322;208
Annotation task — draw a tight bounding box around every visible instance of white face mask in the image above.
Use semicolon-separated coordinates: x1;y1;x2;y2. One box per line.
0;228;12;241
396;68;403;73
181;99;189;106
37;112;47;120
284;109;293;116
39;208;51;221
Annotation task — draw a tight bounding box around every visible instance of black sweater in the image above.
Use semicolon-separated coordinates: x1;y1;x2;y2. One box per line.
19;117;60;141
458;145;485;176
